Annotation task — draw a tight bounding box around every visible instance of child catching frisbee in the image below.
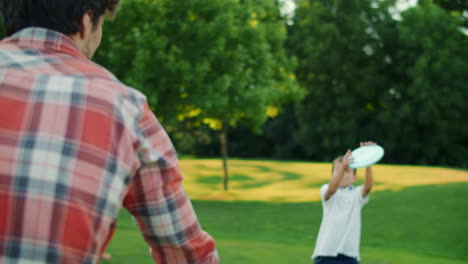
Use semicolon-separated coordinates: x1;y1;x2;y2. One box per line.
311;142;377;264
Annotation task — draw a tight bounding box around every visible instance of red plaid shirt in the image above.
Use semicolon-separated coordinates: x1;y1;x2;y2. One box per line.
0;27;218;264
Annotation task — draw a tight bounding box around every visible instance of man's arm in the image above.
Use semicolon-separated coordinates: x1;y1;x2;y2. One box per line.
325;149;352;201
123;103;218;264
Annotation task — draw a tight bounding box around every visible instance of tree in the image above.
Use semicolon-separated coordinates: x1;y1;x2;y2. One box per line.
0;19;5;39
379;3;468;167
288;0;398;161
286;0;467;168
428;0;468;28
95;0;302;190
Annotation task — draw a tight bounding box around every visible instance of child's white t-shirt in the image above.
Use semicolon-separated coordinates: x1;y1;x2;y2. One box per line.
311;184;369;261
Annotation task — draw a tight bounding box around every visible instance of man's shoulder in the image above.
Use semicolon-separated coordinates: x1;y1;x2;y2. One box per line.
78;61;147;104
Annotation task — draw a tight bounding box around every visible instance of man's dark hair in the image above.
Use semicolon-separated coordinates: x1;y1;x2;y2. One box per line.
0;0;119;37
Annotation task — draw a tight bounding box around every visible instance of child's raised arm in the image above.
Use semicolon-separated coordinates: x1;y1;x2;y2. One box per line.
325;149;352;200
360;141;376;197
363;166;373;197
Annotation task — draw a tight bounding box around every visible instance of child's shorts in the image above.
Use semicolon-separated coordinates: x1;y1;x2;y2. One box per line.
314;254;359;264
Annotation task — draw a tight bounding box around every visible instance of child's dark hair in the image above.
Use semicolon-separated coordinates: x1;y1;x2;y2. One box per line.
332;156;357;175
0;0;120;36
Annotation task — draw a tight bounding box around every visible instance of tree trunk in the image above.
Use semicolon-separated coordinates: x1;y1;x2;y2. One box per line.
220;122;229;191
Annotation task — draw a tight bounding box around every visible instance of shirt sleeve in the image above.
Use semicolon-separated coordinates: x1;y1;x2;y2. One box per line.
122;103;219;264
320;184;328;200
320;184;332;205
355;185;369;206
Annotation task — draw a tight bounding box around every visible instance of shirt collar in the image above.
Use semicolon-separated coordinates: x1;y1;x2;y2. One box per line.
3;27;87;59
339;185;354;190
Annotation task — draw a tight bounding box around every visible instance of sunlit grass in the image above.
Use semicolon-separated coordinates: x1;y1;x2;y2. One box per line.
218;240;468;264
180;158;468;202
103;159;468;263
105;183;468;263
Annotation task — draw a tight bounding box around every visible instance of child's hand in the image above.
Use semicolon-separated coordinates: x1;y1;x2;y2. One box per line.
341;149;353;168
360;141;377;146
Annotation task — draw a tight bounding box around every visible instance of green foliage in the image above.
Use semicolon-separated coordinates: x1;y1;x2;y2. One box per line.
261;105;304;159
379;3;468;166
287;0;398;161
429;0;468;28
95;0;303;132
431;0;468;11
0;19;4;39
265;0;468;167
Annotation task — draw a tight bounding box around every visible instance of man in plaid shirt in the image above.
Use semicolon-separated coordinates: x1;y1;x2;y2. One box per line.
0;0;219;263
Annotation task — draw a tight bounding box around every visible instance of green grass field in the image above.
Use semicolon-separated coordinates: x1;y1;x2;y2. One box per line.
102;159;468;264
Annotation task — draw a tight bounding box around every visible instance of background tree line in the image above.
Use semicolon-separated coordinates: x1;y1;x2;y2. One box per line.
181;0;468;169
1;0;467;171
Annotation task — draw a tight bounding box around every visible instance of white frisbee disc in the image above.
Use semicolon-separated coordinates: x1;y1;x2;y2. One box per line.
349;145;384;169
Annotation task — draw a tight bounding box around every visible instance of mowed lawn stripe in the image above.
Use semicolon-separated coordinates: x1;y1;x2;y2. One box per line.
180;159;468;202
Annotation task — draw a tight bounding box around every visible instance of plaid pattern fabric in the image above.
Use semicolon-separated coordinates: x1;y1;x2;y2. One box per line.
0;27;218;264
